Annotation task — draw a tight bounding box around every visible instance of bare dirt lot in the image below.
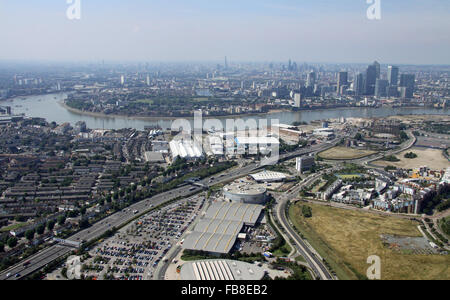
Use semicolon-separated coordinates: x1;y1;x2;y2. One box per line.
374;147;450;170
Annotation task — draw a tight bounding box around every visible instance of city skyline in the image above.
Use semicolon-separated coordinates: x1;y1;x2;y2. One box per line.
0;0;449;64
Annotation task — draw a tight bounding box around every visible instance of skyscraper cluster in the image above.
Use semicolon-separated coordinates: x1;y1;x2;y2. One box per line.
351;62;415;99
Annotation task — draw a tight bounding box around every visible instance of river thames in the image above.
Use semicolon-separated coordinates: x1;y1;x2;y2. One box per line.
3;93;449;130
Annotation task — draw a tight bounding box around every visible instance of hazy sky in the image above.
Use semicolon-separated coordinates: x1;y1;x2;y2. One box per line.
0;0;449;64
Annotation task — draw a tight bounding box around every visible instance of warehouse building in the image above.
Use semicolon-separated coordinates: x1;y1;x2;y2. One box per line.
250;170;289;182
182;202;264;255
234;136;280;155
144;151;165;163
180;259;265;280
169;139;204;160
313;128;335;139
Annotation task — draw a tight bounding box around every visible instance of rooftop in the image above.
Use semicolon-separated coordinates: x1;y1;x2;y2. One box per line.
250;170;288;182
180;259;265;281
182;202;263;254
223;182;267;196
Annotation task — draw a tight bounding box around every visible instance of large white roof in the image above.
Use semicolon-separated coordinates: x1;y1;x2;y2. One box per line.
250;170;288;181
180;259;265;281
182;202;263;254
235;136;280;145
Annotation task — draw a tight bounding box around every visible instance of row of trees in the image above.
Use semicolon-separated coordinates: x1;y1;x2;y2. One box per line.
422;184;450;215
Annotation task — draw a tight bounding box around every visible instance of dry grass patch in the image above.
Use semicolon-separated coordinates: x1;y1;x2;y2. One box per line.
318;146;376;160
289;203;450;280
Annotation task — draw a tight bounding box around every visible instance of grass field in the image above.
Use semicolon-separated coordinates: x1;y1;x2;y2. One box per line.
337;174;362;180
0;222;27;233
373;147;450;170
289;203;450;280
273;242;292;257
310;181;327;193
318;146;377;160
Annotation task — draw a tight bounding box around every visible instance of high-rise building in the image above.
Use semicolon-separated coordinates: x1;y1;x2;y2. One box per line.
120;75;125;85
354;73;364;96
294;93;303;108
400;74;415;89
146;75;150;86
307;71;316;87
296;156;315;173
224;56;228;70
399;74;415;98
375;79;389;98
387;85;399;98
337;71;348;95
373;61;381;79
364;64;377;95
387;66;399;86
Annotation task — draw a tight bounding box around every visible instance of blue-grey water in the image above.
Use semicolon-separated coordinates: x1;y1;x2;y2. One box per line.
3;93;449;130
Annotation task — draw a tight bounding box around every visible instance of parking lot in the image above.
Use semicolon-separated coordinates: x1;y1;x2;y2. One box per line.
79;195;205;280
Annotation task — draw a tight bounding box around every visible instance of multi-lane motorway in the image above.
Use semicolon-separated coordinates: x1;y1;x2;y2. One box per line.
0;140;337;280
273;172;335;280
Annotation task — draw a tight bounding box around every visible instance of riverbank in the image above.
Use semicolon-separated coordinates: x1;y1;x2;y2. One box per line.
5;92;449;131
59;100;450;123
59;100;292;121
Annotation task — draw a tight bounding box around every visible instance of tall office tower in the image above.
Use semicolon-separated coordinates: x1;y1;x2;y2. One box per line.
399;74;416;98
314;84;321;95
337;71;348;95
375;79;389;98
120;75;125;85
387;66;399;86
294;93;303;108
354;73;364;96
292;62;298;72
307;71;316;87
224;56;228;69
373;61;381;79
387;85;399;98
364;64;377;95
146;75;150;86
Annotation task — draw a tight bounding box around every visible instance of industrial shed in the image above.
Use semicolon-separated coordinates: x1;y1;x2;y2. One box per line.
182;202;264;255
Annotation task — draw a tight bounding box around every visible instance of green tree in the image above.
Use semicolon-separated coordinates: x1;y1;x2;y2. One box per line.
47;220;56;231
400;131;408;141
25;229;35;241
79;218;90;229
36;224;45;235
57;215;66;226
7;237;18;248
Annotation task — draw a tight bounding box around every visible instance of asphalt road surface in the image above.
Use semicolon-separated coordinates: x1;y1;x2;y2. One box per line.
273;170;336;280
